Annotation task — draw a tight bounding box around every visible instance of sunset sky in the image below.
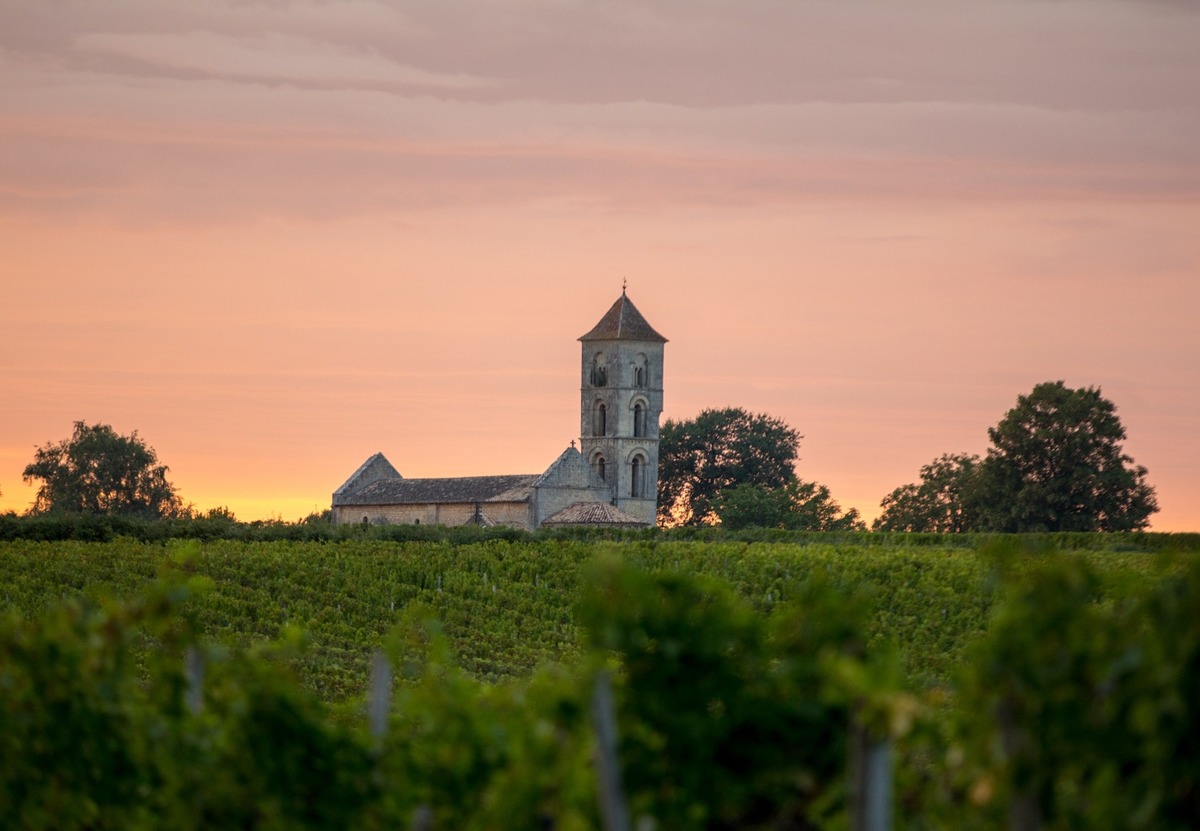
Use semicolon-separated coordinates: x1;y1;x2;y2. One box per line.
2;0;1197;530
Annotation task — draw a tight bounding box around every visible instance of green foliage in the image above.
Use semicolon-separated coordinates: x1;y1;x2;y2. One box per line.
658;407;801;526
579;560;886;829
876;382;1159;533
874;453;982;532
22;421;183;519
1;536;1192;699
717;480;866;531
978;381;1159;531
0;598;150;829
0;578;383;830
299;508;332;525
378;618;598;829
2;541;1200;828
182;652;377;830
0;557;887;830
938;549;1200;828
0;511;539;544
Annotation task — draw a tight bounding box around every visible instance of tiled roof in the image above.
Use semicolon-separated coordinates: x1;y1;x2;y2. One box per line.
336;474;538;506
540;501;649;527
579;292;667;343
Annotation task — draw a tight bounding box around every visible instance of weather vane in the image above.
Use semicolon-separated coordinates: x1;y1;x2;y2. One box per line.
622;277;627;294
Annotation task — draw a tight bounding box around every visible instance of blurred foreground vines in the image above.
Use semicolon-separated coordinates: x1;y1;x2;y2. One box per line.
1;540;1199;828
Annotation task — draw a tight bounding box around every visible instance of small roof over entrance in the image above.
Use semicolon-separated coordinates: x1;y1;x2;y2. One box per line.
541;501;648;527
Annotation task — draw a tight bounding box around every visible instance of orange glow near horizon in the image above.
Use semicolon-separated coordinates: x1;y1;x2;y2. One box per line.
2;1;1198;530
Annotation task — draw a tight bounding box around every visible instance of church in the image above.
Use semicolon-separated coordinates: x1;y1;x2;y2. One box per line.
330;291;667;530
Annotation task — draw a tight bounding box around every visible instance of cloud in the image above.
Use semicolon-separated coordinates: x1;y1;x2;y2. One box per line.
0;0;1198;225
73;29;495;91
6;0;1200;109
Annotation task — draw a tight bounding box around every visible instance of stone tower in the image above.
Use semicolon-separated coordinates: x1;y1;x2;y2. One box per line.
579;290;667;525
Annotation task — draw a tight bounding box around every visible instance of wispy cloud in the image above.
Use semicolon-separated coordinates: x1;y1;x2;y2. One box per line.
74;30;496;91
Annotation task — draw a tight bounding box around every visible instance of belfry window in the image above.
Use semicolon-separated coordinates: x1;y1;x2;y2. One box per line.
634;403;646;438
594;402;607;436
634;366;644;387
591;354;607;387
595;455;607;482
631;456;644;498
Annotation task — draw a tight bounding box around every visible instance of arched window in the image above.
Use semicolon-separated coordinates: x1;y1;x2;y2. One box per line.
593;402;607;436
633;403;646;438
591;354;607;387
630;456;644;498
634;366;644;387
595;455;607;483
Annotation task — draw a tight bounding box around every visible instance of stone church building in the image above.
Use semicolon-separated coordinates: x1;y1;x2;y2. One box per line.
331;291;666;530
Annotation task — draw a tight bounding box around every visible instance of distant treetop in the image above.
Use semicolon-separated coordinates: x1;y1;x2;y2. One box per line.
22;421;184;520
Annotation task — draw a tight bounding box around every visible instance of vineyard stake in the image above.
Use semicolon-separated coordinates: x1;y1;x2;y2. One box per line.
184;646;204;715
369;650;392;742
592;669;632;831
849;718;892;831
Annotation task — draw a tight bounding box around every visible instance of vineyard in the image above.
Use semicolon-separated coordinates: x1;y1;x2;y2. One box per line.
2;534;1199;828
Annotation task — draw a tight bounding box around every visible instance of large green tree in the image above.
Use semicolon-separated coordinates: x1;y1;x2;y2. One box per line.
658;408;800;526
716;480;865;531
23;421;184;519
976;381;1158;532
873;453;982;532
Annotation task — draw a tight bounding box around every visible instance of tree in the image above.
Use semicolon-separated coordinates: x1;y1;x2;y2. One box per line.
873;453;982;532
975;381;1158;532
22;421;184;519
657;408;800;526
717;480;865;531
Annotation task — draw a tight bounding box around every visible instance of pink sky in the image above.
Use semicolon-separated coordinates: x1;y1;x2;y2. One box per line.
2;0;1198;529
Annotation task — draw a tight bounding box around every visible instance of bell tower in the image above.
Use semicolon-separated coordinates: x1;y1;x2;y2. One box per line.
579;289;667;525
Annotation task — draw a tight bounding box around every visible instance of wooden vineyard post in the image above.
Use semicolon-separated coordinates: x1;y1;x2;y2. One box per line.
997;696;1042;831
849;716;893;831
369;650;392;743
410;804;433;831
184;645;204;715
592;669;632;831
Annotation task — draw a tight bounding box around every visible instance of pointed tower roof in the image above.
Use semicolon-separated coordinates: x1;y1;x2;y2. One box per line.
579;291;667;343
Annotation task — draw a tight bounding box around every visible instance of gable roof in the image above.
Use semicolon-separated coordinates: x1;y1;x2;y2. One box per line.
333;452;401;500
541;501;649;527
579;292;667;343
534;445;609;490
335;474;539;507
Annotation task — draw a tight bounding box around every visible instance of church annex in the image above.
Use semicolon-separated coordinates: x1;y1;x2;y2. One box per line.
331;291;667;530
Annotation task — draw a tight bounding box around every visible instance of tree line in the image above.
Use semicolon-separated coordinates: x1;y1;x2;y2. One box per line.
7;380;1159;533
657;380;1158;533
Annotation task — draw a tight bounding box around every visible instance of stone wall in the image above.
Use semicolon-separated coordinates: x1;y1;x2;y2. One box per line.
332;500;534;530
484;501;536;530
580;339;664;525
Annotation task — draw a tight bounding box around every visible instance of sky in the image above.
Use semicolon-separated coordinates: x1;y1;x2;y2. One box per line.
1;0;1197;530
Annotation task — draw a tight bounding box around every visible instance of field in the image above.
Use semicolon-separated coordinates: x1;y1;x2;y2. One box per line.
1;534;1190;699
3;533;1199;829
